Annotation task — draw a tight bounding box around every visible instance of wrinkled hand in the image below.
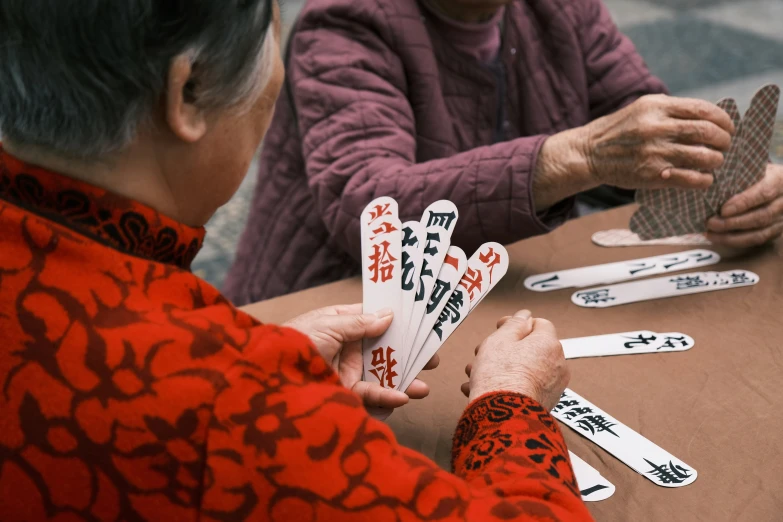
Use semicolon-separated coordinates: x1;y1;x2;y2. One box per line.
284;304;439;410
706;163;783;248
583;94;735;190
461;310;569;411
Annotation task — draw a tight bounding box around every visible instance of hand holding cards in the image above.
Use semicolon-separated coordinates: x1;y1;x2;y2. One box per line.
632;84;781;239
360;197;508;401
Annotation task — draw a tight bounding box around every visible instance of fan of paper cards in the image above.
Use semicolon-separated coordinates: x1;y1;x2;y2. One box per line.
360;197;508;399
631;84;780;239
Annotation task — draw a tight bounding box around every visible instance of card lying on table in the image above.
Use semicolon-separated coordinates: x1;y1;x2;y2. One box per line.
562;331;694;359
572;270;759;308
524;250;720;292
554;389;698;488
570;451;616;502
592;229;711;248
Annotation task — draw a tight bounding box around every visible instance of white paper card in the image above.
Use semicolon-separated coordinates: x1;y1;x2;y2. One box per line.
570;451;616;502
562;331;695;359
572;270;759;308
407;201;459;340
554;389;698;488
404;246;467;379
400;221;426;360
361;198;403;390
525;250;721;292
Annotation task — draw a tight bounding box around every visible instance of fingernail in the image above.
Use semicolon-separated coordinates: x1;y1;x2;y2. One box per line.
723;203;737;217
515;310;532;320
374;308;393;319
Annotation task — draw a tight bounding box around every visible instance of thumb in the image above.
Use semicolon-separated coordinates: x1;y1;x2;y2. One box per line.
326;308;394;343
492;310;534;341
352;381;409;409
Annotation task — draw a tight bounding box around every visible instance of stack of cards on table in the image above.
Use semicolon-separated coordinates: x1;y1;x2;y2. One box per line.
524;249;759;307
360;197;509;395
632;84;780;239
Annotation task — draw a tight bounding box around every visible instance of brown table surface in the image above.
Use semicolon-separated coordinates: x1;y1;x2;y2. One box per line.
244;205;783;522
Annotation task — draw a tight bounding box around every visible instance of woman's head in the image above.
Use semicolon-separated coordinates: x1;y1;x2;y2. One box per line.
0;0;284;225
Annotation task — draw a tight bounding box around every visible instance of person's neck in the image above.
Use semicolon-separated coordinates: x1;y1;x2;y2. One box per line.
427;0;501;23
3;139;201;226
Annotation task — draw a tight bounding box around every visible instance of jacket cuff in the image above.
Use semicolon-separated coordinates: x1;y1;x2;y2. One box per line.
452;392;576;489
525;135;577;234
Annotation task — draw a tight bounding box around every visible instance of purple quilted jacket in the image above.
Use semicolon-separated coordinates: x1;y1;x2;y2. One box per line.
224;0;667;304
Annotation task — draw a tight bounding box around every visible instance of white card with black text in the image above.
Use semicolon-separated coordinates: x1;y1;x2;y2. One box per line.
525;250;720;292
569;451;616;502
400;221;426;360
562;331;695;359
554;389;698;488
404;246;467;380
407;201;459;342
572;270;759;308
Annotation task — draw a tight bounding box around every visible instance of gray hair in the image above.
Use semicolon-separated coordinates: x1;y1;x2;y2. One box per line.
0;0;276;159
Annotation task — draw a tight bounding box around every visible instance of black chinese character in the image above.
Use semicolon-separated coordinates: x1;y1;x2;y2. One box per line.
623;334;658;349
563;406;593;420
530;274;560;289
553;399;580;414
424;232;440;256
689;252;715;263
427;279;452;314
402;252;416;291
415;260;433;302
402;226;419;248
575;289;615;305
426;211;457;230
644;459;693;484
628;262;656;275
728;272;753;285
661;256;688;270
658;335;690;350
432;290;464;340
575;415;620;437
670;275;708;290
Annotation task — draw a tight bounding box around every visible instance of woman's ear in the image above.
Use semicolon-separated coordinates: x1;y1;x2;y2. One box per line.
165;55;208;143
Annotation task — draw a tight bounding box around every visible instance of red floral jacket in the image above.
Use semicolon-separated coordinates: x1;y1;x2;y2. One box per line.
0;148;593;521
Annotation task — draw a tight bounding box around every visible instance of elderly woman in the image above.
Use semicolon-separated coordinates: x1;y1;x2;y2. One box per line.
225;0;783;304
0;1;592;520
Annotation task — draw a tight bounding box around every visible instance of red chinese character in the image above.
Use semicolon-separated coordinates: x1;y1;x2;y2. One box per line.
369;346;398;388
479;247;502;284
459;267;484;301
443;253;460;270
367;203;392;224
370;221;398;240
368;240;397;283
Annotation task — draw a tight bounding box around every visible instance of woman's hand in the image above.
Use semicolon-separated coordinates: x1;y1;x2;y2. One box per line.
584;94;735;190
461;310;569;411
706;163;783;247
534;94;735;211
284;304;439;410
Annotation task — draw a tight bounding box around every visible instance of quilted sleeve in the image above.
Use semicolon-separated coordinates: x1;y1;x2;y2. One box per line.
201;325;593;521
575;0;669;119
288;5;567;261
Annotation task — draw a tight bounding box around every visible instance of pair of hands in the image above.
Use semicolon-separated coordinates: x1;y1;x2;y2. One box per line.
547;94;783;248
286;305;569;412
